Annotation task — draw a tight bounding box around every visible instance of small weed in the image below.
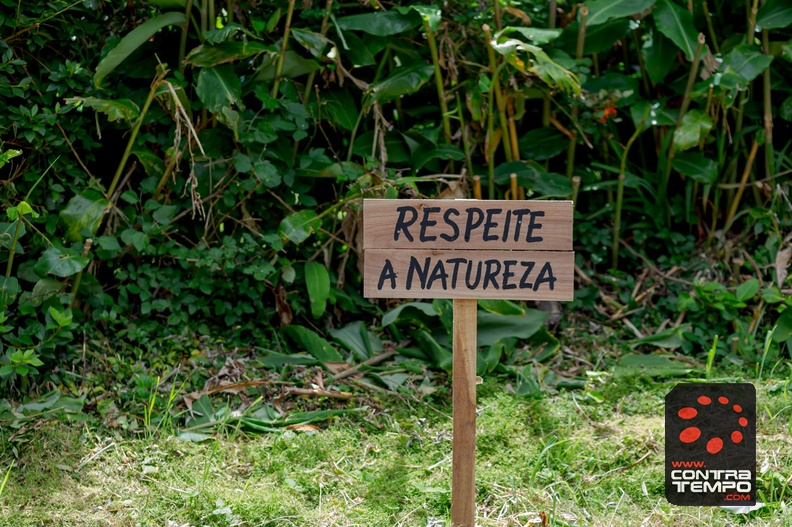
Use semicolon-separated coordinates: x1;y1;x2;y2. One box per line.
0;461;12;498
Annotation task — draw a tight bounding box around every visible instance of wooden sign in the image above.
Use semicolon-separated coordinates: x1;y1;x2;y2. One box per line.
363;199;574;301
362;198;574;527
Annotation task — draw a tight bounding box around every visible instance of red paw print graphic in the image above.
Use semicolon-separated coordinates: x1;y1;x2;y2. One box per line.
676;395;749;454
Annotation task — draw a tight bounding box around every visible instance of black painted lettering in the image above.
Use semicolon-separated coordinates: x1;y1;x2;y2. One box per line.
440;208;460;242
483;208;502;241
519;261;535;289
502;260;517;290
394;206;418;242
511;209;531;242
483;259;501;290
377;259;397;290
465;260;482;289
525;211;544;242
501;210;512;242
427;260;449;290
533;261;557;291
406;256;430;290
447;257;466;289
464;208;484;242
419;207;440;242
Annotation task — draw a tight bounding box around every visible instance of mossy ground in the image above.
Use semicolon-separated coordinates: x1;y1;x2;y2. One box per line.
1;375;791;527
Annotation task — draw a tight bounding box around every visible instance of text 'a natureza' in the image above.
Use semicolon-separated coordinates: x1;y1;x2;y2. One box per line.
362;200;574;301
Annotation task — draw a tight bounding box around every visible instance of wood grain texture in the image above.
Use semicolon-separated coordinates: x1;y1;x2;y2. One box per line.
452;298;477;527
363;199;572;251
363;249;574;300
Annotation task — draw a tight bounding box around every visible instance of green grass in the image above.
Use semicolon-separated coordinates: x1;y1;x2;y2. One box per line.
1;375;791;526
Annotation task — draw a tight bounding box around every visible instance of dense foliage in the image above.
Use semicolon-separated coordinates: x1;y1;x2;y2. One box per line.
1;0;791;401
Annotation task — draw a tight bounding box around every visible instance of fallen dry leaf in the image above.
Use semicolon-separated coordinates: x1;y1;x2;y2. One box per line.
285;423;320;432
776;245;791;288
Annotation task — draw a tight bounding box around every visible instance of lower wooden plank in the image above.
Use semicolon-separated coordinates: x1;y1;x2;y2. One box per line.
363;249;574;300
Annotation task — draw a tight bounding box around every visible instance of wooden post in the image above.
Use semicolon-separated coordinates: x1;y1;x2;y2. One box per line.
452;298;478;526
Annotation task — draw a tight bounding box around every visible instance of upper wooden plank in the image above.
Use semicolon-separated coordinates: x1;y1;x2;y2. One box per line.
363;199;573;251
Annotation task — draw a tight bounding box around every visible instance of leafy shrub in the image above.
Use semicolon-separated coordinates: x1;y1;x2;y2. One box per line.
1;0;791;394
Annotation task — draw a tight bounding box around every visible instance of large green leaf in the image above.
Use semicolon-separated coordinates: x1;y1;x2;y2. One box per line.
411;143;465;173
34;247;90;278
630;324;689;349
335;10;422;36
720;45;774;83
642;26;676;83
26;278;63;307
772;307;792;343
496;27;563;45
494;161;573;197
304;261;330;319
757;0;792;29
518;128;569;161
412;329;453;372
279;210;319;244
185;41;273;67
253;50;320;81
133;149;165;179
673;110;712;151
781;96;792;121
318;89;358;131
736;279;760;302
476;310;547;347
480;341;506;374
672;152;718;184
304;161;365;180
586;0;655;26
281;325;344;363
777;39;792;62
257;349;321;369
352;131;411;162
557;18;630;55
381;301;437;327
492;38;581;93
478;299;524;316
654;0;698;61
64;97;140;122
330;321;383;361
0;149;21;169
0;221;25;253
291;28;330;58
253;160;281;188
629;100;676;129
59;190;109;242
615;353;693;377
341;33;377;68
369;63;433;103
94;11;186;87
404;5;442;33
196;65;243;114
203;23;260;45
583;73;640;105
0;276;20;306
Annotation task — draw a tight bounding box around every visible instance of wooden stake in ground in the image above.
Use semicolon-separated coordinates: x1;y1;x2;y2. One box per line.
452;298;478;526
362;199;574;527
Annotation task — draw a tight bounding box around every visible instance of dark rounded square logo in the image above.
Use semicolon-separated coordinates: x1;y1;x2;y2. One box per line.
665;383;756;506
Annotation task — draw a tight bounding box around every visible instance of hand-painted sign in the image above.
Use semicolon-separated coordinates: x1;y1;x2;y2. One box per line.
363;199;574;300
